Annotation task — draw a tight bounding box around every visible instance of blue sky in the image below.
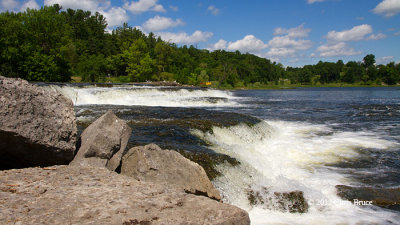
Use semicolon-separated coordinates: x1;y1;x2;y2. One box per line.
1;0;400;67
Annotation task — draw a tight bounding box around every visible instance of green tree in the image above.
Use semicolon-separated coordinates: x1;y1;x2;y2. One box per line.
342;61;365;83
154;42;172;73
21;5;72;81
0;11;25;78
122;39;156;81
77;54;107;82
363;54;376;68
197;70;209;84
139;53;155;81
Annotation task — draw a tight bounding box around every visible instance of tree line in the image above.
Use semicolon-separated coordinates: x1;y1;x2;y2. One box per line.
285;55;400;86
1;5;399;87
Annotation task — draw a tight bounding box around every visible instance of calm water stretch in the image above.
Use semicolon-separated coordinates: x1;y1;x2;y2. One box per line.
47;84;400;224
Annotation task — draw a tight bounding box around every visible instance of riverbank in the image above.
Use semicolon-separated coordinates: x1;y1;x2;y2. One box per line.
214;82;400;90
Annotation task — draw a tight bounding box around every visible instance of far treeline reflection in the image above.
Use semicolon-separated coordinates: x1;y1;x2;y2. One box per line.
1;5;399;88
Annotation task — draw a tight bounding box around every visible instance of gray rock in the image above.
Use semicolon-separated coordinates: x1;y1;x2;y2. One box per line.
121;144;222;201
0;165;250;225
0;76;77;169
70;110;132;171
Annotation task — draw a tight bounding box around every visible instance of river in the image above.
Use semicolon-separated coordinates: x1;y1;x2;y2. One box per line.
47;84;400;225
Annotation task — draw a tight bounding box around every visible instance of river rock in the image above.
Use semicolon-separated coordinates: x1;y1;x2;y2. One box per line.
0;76;76;169
70;110;132;171
121;144;221;201
0;165;250;225
336;185;400;209
248;187;309;213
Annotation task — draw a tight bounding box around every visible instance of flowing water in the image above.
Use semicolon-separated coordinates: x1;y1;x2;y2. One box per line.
46;84;400;225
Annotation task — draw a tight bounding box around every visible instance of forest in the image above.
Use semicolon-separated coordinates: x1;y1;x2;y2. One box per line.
1;5;399;88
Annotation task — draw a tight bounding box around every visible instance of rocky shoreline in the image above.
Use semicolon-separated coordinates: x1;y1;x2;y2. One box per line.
0;76;250;224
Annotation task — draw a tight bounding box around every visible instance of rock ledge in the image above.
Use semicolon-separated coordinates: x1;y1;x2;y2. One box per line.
0;165;250;225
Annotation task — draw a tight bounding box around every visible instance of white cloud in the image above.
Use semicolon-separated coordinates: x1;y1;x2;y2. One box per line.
207;39;227;51
395;31;400;36
268;36;312;50
207;5;220;16
273;24;311;38
1;0;18;10
156;30;213;44
142;15;184;32
45;0;128;28
366;33;387;40
316;24;385;58
44;0;110;11
373;0;400;17
265;24;313;59
326;24;373;42
169;5;178;12
227;35;268;53
20;0;39;11
100;7;128;27
123;0;165;14
307;0;326;4
376;56;394;64
316;42;362;57
265;48;297;58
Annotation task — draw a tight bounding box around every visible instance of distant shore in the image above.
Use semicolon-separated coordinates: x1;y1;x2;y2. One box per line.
63;76;400;90
219;83;400;90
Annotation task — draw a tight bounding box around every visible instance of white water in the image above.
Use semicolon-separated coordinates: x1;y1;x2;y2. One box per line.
192;121;400;224
46;85;241;107
48;85;400;224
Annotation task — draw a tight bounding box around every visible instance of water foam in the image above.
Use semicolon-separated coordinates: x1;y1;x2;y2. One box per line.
45;85;241;107
192;121;400;224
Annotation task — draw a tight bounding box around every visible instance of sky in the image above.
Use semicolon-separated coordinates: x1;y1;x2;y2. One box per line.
1;0;400;67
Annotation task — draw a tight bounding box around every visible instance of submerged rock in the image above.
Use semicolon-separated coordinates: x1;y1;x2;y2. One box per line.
121;144;221;201
247;187;309;213
70;110;132;171
0;165;250;225
0;76;77;169
178;149;240;180
336;185;400;209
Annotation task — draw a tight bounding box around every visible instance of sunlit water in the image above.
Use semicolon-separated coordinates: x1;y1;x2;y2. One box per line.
49;85;400;224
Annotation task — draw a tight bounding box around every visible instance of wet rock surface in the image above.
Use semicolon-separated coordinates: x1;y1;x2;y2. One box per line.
0;165;250;225
70;110;132;171
336;185;400;210
247;187;309;213
75;105;254;179
0;76;77;169
121;144;221;201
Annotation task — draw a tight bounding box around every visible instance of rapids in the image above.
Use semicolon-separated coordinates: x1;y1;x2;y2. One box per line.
48;84;400;224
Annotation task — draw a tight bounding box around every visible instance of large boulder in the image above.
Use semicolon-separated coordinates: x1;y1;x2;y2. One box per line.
0;76;77;169
70;110;132;171
121;144;221;201
0;165;250;225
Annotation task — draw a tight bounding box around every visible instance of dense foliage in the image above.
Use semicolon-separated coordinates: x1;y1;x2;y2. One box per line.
1;5;399;87
285;56;400;86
